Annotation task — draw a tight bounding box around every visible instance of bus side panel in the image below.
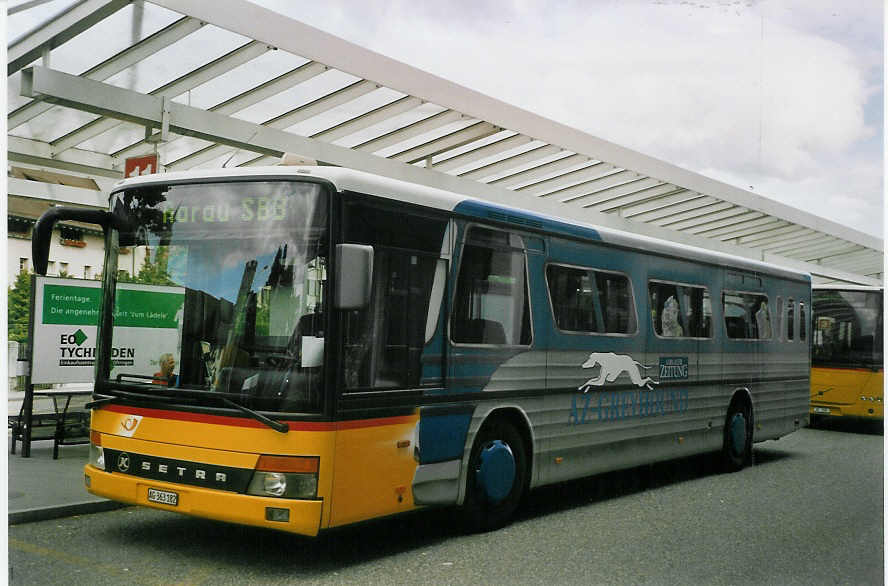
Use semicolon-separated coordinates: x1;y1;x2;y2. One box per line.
328;413;420;527
537;242;720;485
748;277;810;441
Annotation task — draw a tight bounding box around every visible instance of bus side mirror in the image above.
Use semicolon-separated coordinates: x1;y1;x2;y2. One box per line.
334;244;373;310
31;207;114;275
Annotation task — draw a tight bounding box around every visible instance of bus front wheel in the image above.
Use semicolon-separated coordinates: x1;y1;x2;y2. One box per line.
461;418;528;532
722;401;753;472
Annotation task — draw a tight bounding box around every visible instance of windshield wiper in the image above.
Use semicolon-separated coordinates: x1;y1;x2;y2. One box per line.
214;393;289;434
92;382;289;433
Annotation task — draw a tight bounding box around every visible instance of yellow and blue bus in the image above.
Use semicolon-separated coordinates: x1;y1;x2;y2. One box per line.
32;164;810;535
810;285;883;424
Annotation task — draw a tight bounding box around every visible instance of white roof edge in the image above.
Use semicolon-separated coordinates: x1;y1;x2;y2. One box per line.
149;0;883;253
112;165;810;282
812;284;883;292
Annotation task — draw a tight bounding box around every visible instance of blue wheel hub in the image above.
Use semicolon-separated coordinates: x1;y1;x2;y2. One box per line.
729;413;747;457
476;440;516;504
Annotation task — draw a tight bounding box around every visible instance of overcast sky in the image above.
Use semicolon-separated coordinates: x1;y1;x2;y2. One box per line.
252;0;884;239
8;0;884;239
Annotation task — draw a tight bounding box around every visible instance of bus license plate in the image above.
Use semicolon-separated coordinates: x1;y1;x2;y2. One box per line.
147;488;178;506
813;407;830;414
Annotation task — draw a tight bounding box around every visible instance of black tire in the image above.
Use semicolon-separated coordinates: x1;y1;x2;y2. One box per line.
461;418;528;532
722;400;753;472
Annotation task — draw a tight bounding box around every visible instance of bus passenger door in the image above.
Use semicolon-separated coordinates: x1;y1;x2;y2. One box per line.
331;201;449;527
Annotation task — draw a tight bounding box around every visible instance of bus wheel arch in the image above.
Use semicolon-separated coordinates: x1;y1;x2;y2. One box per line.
722;389;754;472
460;408;532;532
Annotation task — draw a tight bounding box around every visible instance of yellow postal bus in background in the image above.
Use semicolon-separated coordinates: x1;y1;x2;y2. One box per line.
31;165;811;536
810;285;883;423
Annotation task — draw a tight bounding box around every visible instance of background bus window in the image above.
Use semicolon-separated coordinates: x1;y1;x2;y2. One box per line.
812;291;882;366
546;265;636;335
724;292;771;340
452;227;531;345
648;281;711;338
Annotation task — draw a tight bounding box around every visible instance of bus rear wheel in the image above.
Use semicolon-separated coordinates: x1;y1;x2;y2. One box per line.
722;401;752;472
461;418;528;532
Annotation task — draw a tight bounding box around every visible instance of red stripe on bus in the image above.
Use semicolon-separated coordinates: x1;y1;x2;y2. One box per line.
102;404;414;431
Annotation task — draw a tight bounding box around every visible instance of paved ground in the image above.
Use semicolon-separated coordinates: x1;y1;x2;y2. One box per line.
8;437;125;524
8;423;883;585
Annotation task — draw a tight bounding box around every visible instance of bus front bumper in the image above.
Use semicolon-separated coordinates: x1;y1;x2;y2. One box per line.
84;464;323;536
811;402;883;420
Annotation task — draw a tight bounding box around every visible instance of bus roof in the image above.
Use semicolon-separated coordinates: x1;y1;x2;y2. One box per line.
813;284;883;292
112;165;810;283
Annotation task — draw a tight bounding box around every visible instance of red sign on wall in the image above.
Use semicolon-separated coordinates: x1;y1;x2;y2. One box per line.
124;154;159;178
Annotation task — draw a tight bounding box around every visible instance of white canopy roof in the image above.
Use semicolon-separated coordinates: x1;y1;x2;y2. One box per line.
8;0;883;285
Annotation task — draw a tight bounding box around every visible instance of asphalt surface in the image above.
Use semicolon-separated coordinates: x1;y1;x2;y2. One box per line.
8;422;883;585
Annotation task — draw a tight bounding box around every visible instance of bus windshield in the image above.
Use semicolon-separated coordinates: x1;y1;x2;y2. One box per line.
104;180;329;414
812;289;883;369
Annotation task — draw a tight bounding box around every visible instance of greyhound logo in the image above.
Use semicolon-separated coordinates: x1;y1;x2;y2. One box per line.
580;352;658;391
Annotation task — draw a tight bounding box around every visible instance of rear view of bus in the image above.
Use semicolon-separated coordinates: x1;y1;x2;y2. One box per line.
810;286;884;423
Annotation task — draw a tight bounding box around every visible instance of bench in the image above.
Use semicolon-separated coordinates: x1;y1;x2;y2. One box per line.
9;390;92;459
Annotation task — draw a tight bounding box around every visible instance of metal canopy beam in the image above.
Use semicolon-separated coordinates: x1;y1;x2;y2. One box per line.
459;144;563;180
391;121;501;164
7;176;108;207
8;0;129;75
149;0;882;254
432;133;531;173
594;184;683;213
115;61;329;162
53;39;272;155
313;95;422;143
10;16;204;130
353;109;465;153
493;154;592;190
8;135;123;178
22;63;881;285
168;78;380;167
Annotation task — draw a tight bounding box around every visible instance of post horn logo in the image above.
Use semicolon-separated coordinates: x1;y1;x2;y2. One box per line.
118;414;143;437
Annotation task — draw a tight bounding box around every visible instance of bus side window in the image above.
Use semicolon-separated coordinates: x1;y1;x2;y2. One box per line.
799;301;806;341
547;265;636;335
451;226;531;346
724;292;771;340
648;281;711;338
786;298;795;341
547;265;599;333
775;296;784;341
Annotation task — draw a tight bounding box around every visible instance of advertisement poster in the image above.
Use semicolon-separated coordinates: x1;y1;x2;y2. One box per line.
31;276;184;384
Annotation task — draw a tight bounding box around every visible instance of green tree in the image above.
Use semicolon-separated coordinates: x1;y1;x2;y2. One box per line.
8;269;32;343
119;248;176;285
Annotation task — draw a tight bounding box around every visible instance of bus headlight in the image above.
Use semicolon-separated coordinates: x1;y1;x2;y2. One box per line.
246;455;319;499
89;430;105;471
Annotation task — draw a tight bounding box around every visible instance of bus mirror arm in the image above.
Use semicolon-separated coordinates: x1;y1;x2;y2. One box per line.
334;244;374;310
32;207;117;275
